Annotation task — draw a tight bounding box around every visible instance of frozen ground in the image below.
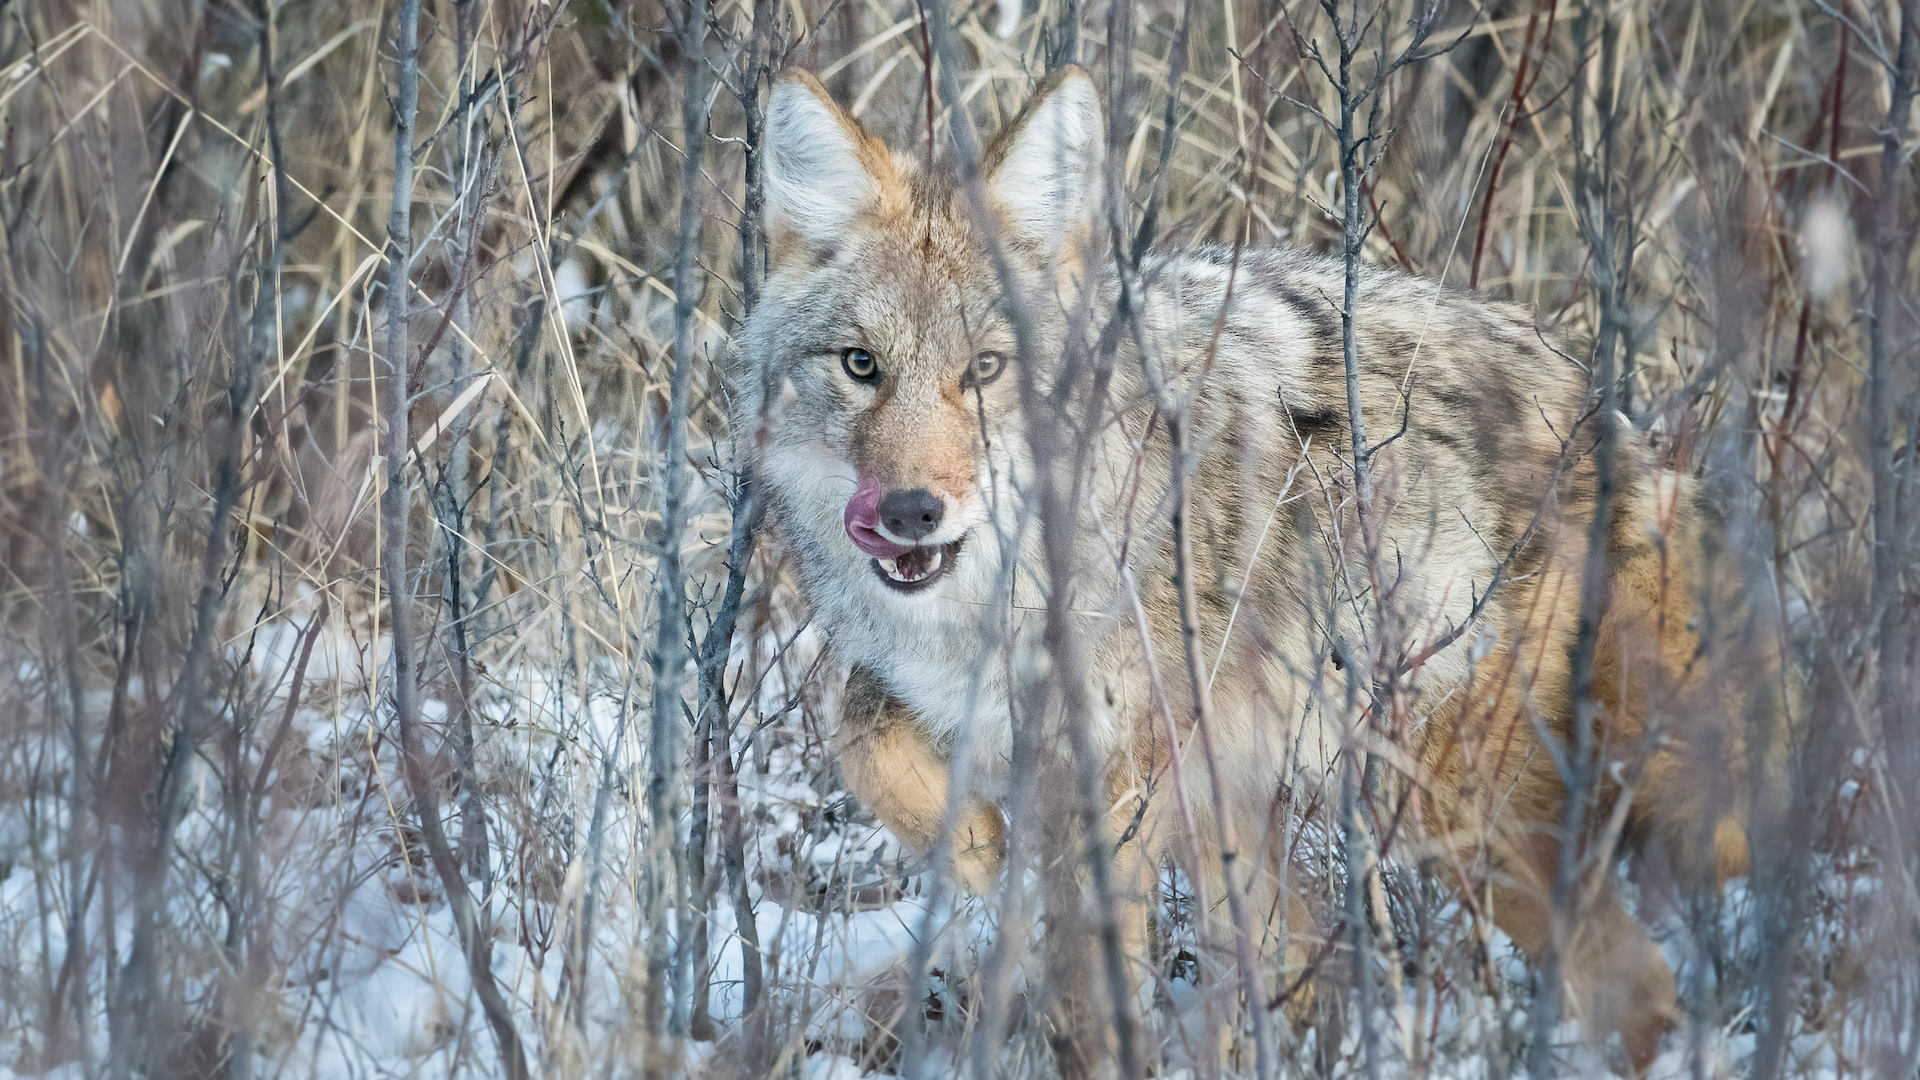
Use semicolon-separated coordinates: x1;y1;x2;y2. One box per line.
0;607;1902;1080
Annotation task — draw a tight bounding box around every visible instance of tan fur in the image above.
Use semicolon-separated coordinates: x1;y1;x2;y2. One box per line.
740;66;1786;1076
837;665;1006;892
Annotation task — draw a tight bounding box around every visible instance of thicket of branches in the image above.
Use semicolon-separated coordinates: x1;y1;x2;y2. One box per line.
0;0;1915;1077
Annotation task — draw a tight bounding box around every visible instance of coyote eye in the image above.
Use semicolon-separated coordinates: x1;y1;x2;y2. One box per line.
841;347;879;384
962;350;1007;389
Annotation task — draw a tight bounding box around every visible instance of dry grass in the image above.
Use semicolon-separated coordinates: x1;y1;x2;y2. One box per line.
0;0;1915;1077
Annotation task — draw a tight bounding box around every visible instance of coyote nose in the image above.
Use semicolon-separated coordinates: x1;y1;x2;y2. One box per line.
878;488;944;541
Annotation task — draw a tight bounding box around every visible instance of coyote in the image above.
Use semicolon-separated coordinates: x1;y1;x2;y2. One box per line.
737;65;1782;1073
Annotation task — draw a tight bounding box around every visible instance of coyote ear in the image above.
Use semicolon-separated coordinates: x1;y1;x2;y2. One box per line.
764;71;903;261
985;67;1104;254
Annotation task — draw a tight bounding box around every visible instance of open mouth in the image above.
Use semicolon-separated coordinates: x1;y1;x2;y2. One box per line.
872;537;964;593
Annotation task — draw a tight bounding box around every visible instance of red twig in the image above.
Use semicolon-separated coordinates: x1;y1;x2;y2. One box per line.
916;2;936;175
1365;178;1415;272
1469;0;1557;292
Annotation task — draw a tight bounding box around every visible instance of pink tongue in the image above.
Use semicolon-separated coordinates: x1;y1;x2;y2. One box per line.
845;475;914;559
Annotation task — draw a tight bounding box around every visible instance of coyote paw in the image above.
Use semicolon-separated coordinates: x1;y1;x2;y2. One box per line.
948;807;1007;892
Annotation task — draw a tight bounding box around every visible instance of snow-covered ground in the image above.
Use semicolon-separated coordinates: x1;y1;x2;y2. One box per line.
0;603;1908;1080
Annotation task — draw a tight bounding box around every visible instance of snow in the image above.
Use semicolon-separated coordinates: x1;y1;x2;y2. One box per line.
0;614;1909;1080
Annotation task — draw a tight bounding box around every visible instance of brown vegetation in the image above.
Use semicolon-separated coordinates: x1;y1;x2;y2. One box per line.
0;0;1914;1077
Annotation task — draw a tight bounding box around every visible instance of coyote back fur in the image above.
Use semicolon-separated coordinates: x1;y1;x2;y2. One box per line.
738;66;1785;1074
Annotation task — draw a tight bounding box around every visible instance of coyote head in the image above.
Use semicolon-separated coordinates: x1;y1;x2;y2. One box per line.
738;67;1103;602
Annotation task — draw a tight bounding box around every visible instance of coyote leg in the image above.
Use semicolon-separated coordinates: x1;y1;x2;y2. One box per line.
1192;815;1320;1067
836;665;1005;891
1252;877;1320;1026
1488;834;1676;1074
1044;780;1156;1080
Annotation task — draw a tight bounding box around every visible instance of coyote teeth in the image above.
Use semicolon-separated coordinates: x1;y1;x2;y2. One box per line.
880;549;943;583
866;540;962;591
